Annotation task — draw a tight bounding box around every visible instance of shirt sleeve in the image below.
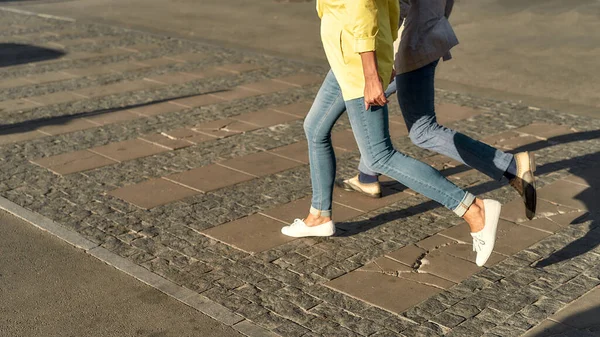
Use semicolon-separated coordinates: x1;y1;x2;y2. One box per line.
389;0;400;42
346;0;379;53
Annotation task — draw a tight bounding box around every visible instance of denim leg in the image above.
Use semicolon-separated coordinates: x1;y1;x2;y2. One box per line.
345;98;474;216
357;80;397;177
304;70;347;217
397;61;514;181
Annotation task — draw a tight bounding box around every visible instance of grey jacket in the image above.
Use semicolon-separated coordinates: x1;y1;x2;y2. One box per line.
394;0;459;74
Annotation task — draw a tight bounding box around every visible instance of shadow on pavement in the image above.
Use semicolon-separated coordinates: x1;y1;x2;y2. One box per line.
527;305;600;336
338;130;600;268
0;43;65;67
0;89;229;135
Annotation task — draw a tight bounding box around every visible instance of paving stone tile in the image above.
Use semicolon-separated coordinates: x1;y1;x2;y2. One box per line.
501;197;578;223
269;141;309;164
162;52;205;62
0;98;43;112
28;91;86;105
326;268;444;314
386;244;427;266
549;287;600;330
37;118;99;135
563;169;600;187
331;187;412;212
137;56;185;67
0;129;47;145
364;257;456;289
128;102;182;116
272;73;324;87
515;123;575;140
436;103;480;124
106;61;150;73
83;110;140;125
145;72;203;85
523;217;565;233
539;179;598;211
547;211;592;228
31;150;117;175
170;94;224;108
0;78;34;89
117;44;158;53
193;118;259;138
416;234;458;251
389;125;410;138
438;242;507;267
332;130;359;151
271;101;313;117
419;250;480;283
216;63;263;74
219;151;302;177
139;134;193;150
202;214;293;254
90;139;169;162
165;164;255;192
261;196;363;224
494;222;553;256
496;134;545;150
482;131;522;147
388;115;407;126
210;87;260;101
26;71;77;84
109;178;199;209
232;109;300;127
239;79;295;94
162;128;218;144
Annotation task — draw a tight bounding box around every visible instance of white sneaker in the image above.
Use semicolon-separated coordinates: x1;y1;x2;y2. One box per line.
470;199;502;267
281;219;335;238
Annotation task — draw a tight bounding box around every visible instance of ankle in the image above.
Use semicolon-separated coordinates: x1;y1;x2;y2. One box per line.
305;213;332;227
463;198;485;232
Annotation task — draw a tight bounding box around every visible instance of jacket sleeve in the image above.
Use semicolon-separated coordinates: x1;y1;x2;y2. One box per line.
346;0;379;53
445;0;454;18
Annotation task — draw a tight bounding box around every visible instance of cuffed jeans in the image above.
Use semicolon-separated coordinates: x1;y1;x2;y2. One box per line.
359;60;514;181
304;70;475;218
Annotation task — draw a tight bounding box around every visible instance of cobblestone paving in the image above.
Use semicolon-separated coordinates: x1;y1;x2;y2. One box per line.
2;10;600;337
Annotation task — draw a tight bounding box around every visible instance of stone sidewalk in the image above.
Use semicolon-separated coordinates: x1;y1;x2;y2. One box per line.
1;10;599;337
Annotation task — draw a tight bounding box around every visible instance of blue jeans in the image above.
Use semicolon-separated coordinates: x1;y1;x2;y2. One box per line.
359;60;514;180
304;70;475;218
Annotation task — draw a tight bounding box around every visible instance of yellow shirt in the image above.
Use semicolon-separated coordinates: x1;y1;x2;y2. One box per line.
317;0;399;100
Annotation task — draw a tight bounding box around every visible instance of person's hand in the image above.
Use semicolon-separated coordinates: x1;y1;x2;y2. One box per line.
389;69;396;84
364;76;388;110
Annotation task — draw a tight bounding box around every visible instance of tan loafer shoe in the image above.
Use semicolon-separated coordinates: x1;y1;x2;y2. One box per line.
509;152;537;220
335;175;382;198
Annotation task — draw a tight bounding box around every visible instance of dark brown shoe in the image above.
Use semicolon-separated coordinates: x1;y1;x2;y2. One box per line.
509;152;537;220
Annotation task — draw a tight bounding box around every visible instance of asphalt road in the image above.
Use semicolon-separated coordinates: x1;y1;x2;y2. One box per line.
4;0;599;117
0;210;242;337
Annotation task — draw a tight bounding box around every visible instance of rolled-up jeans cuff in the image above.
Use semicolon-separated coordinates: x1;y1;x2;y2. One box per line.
310;206;331;218
453;192;475;217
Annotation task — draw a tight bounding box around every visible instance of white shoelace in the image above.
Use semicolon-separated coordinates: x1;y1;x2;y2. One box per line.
472;235;486;252
291;219;305;228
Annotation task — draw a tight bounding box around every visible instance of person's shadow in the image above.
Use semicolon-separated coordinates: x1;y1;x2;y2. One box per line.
533;153;599;268
0;43;66;67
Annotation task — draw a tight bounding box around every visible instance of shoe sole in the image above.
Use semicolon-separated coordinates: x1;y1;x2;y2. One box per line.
335;180;382;198
524;152;537;220
477;200;502;267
